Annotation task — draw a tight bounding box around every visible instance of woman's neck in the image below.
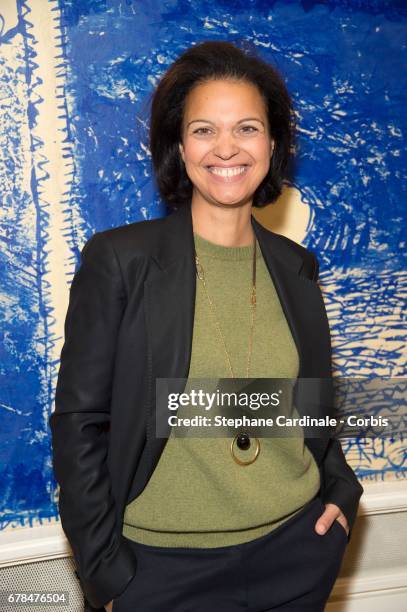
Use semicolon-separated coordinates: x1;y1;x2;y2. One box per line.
190;200;255;247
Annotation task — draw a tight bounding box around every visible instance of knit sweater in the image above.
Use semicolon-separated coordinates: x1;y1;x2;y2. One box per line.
122;231;321;547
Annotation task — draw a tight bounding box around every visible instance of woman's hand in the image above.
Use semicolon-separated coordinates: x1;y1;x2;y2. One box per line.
315;502;349;537
104;600;113;611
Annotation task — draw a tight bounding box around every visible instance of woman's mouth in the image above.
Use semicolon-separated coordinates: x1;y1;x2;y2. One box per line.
206;165;250;182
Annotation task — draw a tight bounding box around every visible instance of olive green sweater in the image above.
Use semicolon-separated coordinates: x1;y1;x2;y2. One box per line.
122;232;320;547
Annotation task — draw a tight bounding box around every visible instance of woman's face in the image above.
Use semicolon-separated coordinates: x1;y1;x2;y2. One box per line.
179;79;274;210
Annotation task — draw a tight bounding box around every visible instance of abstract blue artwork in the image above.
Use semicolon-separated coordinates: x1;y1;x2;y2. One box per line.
0;0;405;529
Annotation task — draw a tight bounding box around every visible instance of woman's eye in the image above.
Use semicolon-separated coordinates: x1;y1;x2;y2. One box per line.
193;127;212;135
240;125;258;133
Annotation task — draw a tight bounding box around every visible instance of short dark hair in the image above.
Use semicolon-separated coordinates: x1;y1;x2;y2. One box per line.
149;40;295;210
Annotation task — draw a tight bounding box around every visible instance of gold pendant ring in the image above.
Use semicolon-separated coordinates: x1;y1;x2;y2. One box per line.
230;434;260;465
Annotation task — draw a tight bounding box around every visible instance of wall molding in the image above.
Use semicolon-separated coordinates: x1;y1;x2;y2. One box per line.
0;523;70;568
356;480;407;515
1;480;406;567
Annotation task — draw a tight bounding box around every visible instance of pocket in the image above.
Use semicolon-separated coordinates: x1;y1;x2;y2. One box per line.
112;594;120;611
332;517;348;542
112;573;137;611
315;497;348;544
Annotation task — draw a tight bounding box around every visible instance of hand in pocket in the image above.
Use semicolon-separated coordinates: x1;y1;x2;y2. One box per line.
314;502;349;537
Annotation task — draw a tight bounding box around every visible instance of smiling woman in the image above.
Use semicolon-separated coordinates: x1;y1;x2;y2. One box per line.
178;79;274;211
150;41;293;215
50;40;363;612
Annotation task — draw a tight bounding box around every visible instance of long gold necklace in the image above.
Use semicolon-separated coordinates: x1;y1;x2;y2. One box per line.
194;235;260;465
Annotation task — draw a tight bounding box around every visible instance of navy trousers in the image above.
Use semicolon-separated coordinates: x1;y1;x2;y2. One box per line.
84;495;348;612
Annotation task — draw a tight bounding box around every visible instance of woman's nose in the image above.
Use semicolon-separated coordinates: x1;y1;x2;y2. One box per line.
212;132;240;158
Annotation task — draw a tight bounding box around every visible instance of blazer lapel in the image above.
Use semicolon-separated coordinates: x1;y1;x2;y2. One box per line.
143;205;196;381
250;215;332;379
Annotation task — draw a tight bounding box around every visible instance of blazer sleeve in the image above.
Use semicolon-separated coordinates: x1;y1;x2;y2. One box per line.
49;231;137;609
308;250;364;543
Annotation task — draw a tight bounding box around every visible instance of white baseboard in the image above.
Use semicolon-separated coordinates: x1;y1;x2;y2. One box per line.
327;480;407;610
357;480;407;515
0;523;70;567
327;586;407;612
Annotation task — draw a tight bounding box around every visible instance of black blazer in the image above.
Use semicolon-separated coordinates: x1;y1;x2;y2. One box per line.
49;204;363;609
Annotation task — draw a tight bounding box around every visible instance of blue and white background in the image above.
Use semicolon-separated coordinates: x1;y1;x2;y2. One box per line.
0;0;405;531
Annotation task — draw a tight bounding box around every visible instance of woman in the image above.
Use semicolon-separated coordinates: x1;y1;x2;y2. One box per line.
50;41;363;612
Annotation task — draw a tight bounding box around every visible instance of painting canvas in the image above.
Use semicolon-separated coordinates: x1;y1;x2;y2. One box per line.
0;0;405;531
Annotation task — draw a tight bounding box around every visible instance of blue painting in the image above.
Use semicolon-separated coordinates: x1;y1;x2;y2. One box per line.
0;0;405;529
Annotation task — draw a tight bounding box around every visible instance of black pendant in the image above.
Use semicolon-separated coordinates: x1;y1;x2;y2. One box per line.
236;432;251;451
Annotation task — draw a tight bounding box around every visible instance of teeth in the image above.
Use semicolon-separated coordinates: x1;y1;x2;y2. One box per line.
209;166;247;177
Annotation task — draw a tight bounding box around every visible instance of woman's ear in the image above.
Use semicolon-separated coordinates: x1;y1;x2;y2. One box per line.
179;142;185;163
